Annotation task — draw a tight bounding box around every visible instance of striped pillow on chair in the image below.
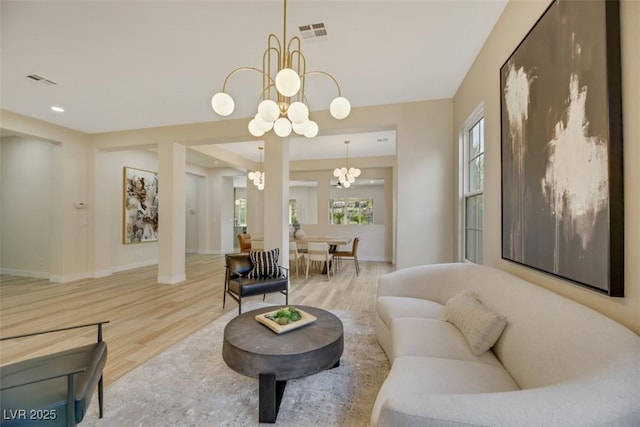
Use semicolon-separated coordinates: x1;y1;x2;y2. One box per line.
248;248;281;278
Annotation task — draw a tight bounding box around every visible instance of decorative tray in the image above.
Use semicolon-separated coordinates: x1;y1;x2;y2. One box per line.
255;307;317;334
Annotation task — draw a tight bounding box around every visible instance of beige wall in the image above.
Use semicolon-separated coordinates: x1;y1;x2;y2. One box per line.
0;111;92;281
1;98;454;277
90;99;455;269
453;0;640;334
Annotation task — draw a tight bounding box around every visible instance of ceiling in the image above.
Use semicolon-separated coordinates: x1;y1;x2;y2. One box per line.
0;0;507;162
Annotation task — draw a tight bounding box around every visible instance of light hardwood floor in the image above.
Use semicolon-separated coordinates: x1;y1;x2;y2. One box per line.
0;254;393;386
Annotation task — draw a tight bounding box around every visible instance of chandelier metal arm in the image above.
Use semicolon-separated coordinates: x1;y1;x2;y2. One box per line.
288;46;306;102
263;39;281;101
221;67;276;93
301;70;344;97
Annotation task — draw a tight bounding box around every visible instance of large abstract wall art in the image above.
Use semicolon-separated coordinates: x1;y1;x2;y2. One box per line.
123;167;159;244
500;0;623;296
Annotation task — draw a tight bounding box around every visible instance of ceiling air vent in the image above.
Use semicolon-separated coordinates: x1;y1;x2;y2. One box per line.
26;74;57;85
299;23;327;40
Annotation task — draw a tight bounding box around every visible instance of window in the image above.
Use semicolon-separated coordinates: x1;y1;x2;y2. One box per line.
234;198;247;226
289;199;297;225
463;116;484;263
329;198;373;224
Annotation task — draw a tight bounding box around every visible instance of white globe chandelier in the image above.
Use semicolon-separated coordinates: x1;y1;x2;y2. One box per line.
333;140;361;188
248;146;265;191
211;0;350;138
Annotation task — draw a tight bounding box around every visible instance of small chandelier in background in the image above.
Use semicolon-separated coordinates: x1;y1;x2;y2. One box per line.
248;146;265;190
333;140;361;188
210;0;350;139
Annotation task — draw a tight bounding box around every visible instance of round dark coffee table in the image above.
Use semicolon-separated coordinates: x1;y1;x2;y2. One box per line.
222;305;343;423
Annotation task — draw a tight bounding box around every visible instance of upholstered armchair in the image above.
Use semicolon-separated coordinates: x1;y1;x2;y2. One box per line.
223;251;289;314
0;321;109;427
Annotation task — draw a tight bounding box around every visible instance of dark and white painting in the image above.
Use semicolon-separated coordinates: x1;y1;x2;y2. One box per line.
123;167;159;244
500;0;623;296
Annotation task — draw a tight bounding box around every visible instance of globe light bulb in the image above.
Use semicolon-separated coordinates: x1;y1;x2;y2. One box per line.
273;117;292;137
304;120;318;138
253;114;272;132
275;68;301;97
292;119;310;135
287;102;309;124
329;96;351;120
248;119;265;137
258;99;280;123
211;92;235;116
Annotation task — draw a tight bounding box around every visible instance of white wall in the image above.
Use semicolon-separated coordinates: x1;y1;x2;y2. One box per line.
453;0;640;334
101;150;159;272
0;136;56;277
291;167;393;262
2;97;454;278
289;185;317;224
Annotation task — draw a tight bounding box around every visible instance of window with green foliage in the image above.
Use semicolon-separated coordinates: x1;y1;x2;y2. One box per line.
235;198;247;226
289;199;297;225
329;198;373;224
463;115;484;263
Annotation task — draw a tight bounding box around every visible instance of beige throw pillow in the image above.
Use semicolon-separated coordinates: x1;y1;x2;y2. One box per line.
442;290;507;356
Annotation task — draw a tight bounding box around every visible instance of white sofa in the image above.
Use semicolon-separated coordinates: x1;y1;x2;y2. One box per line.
371;263;640;427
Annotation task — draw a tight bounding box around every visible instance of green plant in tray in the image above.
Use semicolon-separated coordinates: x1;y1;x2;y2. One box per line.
266;306;302;325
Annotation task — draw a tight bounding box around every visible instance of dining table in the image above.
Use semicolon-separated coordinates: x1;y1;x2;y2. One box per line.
252;236;353;251
252;236;353;274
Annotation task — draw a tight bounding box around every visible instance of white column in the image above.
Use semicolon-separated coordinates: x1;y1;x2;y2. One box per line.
157;142;186;284
263;133;289;266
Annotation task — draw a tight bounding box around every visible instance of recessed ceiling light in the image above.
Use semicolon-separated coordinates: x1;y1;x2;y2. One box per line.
51;106;65;113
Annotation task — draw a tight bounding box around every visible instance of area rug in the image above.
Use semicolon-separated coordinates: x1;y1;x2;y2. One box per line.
84;303;390;426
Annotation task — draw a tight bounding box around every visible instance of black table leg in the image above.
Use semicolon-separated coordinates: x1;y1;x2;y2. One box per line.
259;373;287;423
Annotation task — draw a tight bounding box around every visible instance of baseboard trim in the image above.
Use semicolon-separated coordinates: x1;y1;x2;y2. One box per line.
112;260;158;273
157;274;187;284
0;268;49;279
49;272;93;283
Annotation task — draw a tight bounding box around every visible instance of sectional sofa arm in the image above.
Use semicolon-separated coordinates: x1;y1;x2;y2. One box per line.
376;380;640;427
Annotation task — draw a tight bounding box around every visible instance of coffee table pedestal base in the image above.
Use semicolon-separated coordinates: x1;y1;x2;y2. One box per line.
259;373;287;423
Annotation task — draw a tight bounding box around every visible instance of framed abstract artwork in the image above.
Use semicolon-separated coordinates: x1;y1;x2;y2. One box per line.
500;0;623;296
123;167;159;244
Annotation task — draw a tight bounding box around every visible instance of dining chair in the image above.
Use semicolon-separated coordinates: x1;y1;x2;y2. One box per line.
289;241;306;278
305;242;334;280
334;236;360;276
237;233;251;253
251;240;264;250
